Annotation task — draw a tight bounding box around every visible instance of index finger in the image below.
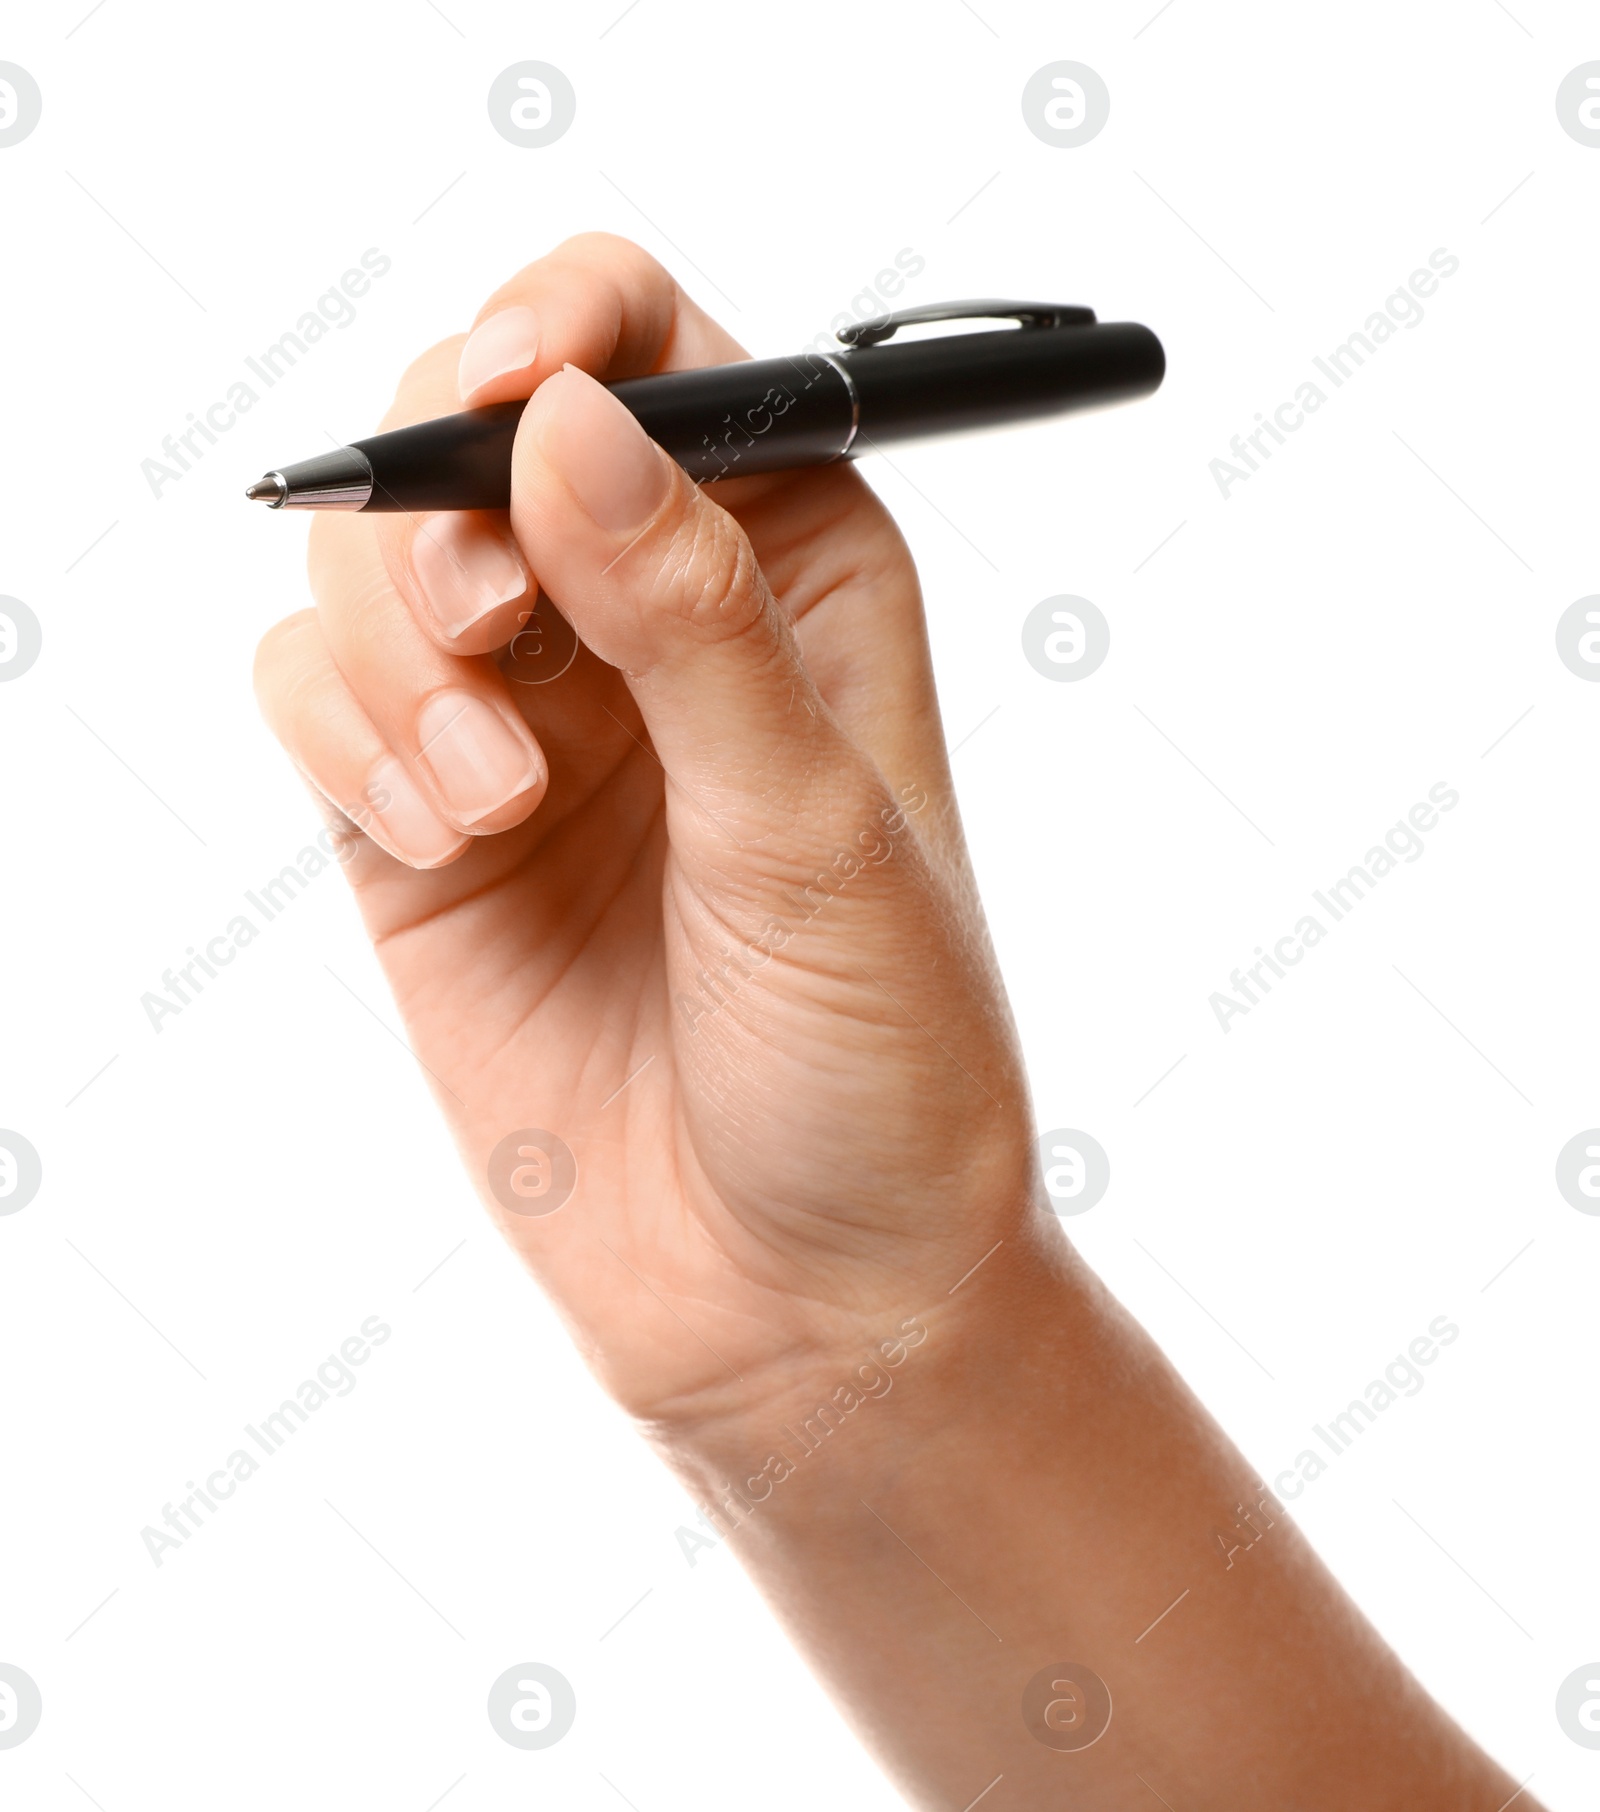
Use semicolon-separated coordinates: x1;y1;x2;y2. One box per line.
372;233;751;654
454;230;749;406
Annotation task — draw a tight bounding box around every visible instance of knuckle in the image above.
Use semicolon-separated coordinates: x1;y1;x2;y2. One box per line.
381;337;468;428
305;510;354;593
485;236;664;331
655;498;768;645
251;609;318;701
554;230;659;280
399;338;455;388
369;509;406;574
305;517;394;624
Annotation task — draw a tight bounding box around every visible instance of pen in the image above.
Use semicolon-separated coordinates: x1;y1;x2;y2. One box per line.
245;299;1164;512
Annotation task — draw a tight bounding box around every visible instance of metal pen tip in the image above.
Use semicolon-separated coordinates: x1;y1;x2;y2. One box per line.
246;474;287;506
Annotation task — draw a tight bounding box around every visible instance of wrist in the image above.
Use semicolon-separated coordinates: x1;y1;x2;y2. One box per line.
638;1215;1088;1521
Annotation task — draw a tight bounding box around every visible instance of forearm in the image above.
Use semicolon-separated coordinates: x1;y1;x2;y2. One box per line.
650;1223;1533;1811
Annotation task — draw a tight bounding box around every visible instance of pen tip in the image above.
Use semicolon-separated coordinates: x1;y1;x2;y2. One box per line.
246;474;286;506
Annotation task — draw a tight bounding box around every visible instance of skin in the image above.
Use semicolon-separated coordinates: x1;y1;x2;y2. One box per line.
254;234;1540;1810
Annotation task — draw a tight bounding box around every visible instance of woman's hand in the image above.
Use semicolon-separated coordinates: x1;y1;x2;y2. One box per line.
255;233;1539;1811
253;232;1039;1430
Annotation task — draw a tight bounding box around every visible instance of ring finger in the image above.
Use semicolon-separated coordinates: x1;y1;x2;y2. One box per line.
253;610;471;870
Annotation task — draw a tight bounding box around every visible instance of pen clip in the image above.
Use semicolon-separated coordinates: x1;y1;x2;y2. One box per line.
836;299;1097;349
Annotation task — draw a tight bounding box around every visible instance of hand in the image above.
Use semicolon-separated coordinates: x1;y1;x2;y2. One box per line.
254;234;1537;1812
254;233;1039;1429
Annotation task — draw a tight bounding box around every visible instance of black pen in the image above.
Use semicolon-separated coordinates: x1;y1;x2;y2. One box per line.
245;300;1164;512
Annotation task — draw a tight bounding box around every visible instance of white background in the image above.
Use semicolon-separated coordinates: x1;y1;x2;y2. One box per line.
2;1;1597;1806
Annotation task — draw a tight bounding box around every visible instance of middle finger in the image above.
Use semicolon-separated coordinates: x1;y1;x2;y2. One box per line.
307;509;549;838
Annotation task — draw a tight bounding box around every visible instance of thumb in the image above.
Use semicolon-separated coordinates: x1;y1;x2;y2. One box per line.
509;365;867;846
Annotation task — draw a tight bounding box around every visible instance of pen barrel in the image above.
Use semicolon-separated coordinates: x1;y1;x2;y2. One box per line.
610;354;856;483
353;401;525;512
350;356;857;509
836;321;1165;446
341;324;1164;512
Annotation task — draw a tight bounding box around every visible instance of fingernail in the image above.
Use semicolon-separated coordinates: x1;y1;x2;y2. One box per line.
362;756;470;867
538;364;670;532
416;691;543;825
458;305;541;399
412;513;530;639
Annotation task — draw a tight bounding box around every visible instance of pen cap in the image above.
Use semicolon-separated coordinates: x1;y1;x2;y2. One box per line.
837;320;1164;447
